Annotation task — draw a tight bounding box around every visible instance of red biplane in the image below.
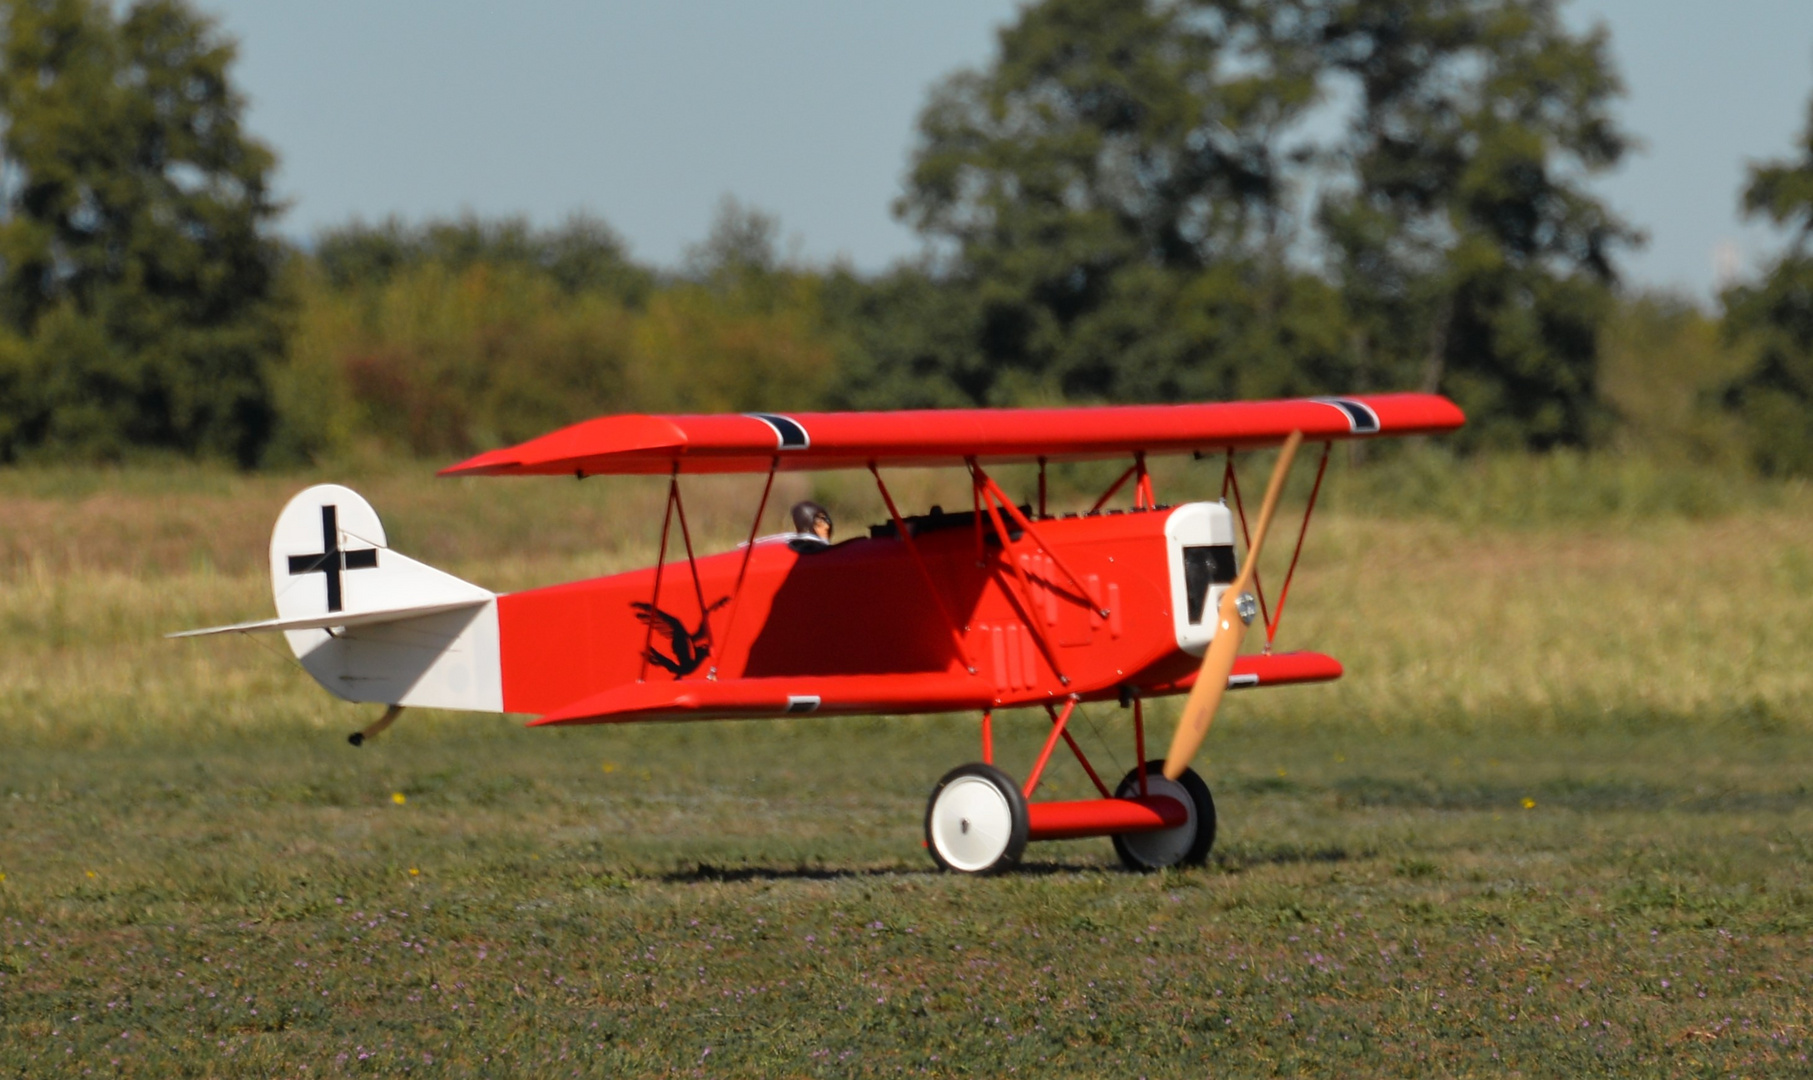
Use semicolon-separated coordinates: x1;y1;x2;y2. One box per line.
177;393;1463;873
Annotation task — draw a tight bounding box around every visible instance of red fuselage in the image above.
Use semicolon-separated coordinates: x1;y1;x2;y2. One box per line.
498;504;1204;716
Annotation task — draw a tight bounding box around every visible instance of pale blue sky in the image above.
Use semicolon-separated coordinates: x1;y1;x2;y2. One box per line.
205;1;1813;302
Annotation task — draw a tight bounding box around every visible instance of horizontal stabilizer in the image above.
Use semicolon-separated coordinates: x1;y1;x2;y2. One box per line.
530;672;997;726
167;598;489;639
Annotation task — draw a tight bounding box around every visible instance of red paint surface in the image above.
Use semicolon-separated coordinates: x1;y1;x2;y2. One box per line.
528;673;994;726
1174;650;1345;693
1026;796;1191;841
443;393;1464;476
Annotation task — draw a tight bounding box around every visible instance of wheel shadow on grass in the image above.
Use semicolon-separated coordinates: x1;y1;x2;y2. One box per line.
659;862;932;884
657;858;1130;884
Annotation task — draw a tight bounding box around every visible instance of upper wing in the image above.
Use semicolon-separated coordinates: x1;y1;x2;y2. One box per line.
439;393;1464;477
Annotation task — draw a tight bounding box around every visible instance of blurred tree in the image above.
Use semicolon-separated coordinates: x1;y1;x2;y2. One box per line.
0;0;286;464
1316;0;1637;448
314;213;653;303
1720;96;1813;476
890;0;1635;438
290;202;839;458
683;196;781;283
895;0;1333;405
288;260;639;457
823;265;987;409
644;198;837;415
1598;291;1747;467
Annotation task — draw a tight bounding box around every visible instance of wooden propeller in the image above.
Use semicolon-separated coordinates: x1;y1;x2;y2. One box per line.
1163;431;1303;780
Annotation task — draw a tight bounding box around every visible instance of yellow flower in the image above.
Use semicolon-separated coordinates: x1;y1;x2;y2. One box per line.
1521;797;1536;810
86;870;95;879
409;868;420;877
391;792;407;805
602;762;617;773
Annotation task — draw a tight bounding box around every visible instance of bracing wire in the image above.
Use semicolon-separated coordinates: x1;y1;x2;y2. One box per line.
1074;702;1125;782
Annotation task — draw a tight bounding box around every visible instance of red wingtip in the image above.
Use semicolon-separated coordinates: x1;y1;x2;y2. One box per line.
438;447;523;477
440;414;690;477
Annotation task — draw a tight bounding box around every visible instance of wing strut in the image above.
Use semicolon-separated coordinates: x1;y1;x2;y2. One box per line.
1220;450;1272;633
1089;460;1138;513
972;466;1071;685
1088;451;1155;512
1264;440;1331;649
671;471;712;644
869;464;977;676
973;467;1104;617
638;467;717;682
709;457;778;680
966;456;1124;690
1132;696;1148;796
638;468;679;682
1047;700;1112;798
1022;697;1078;799
1218;442;1332;652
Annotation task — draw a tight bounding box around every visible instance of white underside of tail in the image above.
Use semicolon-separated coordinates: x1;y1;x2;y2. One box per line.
172;483;505;713
286;599;503;713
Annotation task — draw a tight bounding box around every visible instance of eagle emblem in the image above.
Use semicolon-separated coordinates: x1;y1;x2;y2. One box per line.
632;598;729;677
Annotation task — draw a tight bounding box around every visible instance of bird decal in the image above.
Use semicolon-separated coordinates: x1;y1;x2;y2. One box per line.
632;597;729;677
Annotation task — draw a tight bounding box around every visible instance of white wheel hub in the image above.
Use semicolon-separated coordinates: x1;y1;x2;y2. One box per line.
1116;773;1199;869
928;775;1015;872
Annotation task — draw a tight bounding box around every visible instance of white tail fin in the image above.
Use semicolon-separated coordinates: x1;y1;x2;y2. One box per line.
172;484;504;713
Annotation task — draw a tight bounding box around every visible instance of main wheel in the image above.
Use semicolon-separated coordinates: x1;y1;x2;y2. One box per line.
1111;761;1216;872
924;763;1029;874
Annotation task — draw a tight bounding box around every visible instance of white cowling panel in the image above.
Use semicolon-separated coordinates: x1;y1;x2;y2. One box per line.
1163;502;1236;657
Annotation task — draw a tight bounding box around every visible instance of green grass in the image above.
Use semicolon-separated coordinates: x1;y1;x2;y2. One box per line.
2;458;1811;1076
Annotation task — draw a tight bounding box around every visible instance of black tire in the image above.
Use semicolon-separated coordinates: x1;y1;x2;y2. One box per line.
924;763;1029;874
1110;760;1216;872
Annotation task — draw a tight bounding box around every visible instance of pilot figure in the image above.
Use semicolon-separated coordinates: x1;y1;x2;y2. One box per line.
789;500;833;550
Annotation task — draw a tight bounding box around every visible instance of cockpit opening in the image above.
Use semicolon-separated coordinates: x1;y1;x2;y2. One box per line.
1182;544;1237;624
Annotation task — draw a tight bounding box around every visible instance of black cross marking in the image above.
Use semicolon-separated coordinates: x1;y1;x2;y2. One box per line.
287;505;379;612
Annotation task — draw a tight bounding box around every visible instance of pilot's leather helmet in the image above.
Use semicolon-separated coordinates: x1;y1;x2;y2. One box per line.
790;500;832;540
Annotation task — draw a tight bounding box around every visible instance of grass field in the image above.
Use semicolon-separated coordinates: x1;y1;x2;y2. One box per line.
3;457;1812;1076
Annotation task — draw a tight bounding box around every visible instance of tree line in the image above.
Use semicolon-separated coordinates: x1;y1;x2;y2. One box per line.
0;0;1808;473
